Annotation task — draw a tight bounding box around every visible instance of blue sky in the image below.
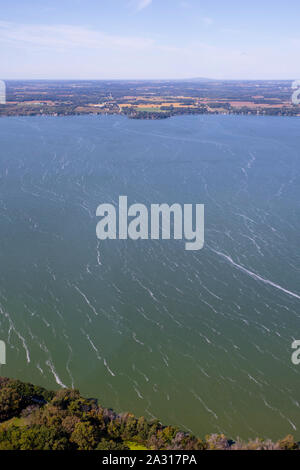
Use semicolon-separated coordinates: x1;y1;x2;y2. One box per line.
0;0;299;79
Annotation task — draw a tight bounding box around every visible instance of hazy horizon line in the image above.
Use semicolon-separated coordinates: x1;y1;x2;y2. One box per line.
1;77;296;82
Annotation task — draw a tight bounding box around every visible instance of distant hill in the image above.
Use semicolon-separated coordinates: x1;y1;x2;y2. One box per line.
173;77;215;82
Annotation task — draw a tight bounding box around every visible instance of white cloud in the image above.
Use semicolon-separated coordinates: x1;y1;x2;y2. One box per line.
1;21;299;79
136;0;152;11
0;21;154;51
202;17;213;25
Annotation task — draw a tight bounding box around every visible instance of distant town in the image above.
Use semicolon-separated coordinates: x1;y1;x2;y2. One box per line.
0;79;299;119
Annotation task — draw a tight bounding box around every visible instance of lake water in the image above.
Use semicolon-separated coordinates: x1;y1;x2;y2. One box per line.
0;114;299;440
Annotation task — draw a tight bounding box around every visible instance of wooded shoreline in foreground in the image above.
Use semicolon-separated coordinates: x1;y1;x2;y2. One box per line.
0;377;298;450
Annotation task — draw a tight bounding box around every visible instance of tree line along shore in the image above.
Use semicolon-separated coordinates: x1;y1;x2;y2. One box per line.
0;377;298;450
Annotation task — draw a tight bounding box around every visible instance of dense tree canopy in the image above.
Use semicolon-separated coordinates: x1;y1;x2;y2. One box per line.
0;377;298;451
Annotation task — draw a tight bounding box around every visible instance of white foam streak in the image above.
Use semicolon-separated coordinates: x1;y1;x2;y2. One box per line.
211;248;300;301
